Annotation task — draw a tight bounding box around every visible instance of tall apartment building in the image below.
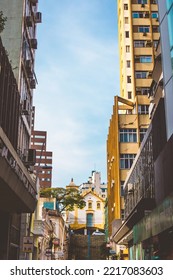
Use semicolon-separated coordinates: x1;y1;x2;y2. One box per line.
31;108;53;188
0;0;41;259
158;0;173;140
107;0;159;254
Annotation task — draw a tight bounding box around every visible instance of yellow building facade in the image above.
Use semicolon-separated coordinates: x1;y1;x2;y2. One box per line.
107;0;159;248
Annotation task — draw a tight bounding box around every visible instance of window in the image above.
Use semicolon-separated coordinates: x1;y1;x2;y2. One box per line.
120;154;136;169
132;12;148;18
119;129;137;142
125;17;129;24
136;87;150;95
166;0;173;9
121;209;125;220
97;202;101;209
126;45;130;52
125;31;129;38
124;4;128;10
88;202;92;209
127;60;131;67
152;25;159;33
137;0;147;3
140;128;147;142
134;40;146;48
138;105;149;114
128;91;132;99
137;56;152;63
120;181;125;196
127;76;131;83
151;12;158;18
153;40;159;48
138;26;150;33
135;71;148;79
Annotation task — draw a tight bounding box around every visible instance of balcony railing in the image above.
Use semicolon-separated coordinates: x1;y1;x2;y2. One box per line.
124;126;155;219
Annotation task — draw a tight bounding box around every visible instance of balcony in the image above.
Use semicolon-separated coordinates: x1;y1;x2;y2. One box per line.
124;128;155;219
113;127;155;243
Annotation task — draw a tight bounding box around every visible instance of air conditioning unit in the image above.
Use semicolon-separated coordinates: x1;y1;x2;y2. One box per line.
145;40;152;47
27;149;36;165
26;16;33;27
23;149;36;166
141;4;145;7
30;38;37;49
30;79;36;89
143;32;147;36
22;99;30;115
34;12;42;23
147;71;152;78
144;12;149;18
25;60;33;78
30;0;38;5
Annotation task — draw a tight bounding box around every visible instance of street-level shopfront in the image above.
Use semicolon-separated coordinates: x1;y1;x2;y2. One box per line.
129;194;173;260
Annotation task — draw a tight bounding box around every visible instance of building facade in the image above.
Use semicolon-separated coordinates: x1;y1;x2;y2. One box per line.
0;0;41;259
67;172;107;234
31;107;53;189
107;0;159;256
112;0;173;259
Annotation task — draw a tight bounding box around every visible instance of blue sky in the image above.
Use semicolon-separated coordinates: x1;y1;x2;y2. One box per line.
33;0;119;187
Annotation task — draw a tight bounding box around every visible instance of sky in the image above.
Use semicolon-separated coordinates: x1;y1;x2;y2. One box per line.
33;0;119;187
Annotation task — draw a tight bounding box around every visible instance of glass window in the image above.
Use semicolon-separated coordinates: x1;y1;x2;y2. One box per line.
128;91;132;99
126;45;130;52
136;87;150;95
127;76;131;83
120;181;125;197
140;128;147;142
120;154;136;169
97;202;101;209
88;202;92;209
134;40;145;47
124;4;128;10
166;0;173;10
140;56;152;63
151;12;158;18
125;17;129;24
138;105;149;114
167;5;173;51
127;60;131;67
138;0;147;3
152;25;159;33
125;31;129;38
138;26;150;33
135;71;148;79
120;129;137;143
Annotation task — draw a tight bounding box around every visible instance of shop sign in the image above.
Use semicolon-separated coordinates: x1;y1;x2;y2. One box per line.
22;236;34;253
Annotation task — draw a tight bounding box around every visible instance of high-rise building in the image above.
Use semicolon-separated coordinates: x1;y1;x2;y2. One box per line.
31;107;53;188
0;0;41;259
107;0;159;255
158;0;173;140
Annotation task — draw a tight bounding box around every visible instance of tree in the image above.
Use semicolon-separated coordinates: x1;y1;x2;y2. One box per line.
0;11;7;33
40;187;86;212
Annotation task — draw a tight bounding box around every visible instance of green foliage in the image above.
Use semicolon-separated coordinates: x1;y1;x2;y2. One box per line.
40;187;86;212
0;11;7;33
